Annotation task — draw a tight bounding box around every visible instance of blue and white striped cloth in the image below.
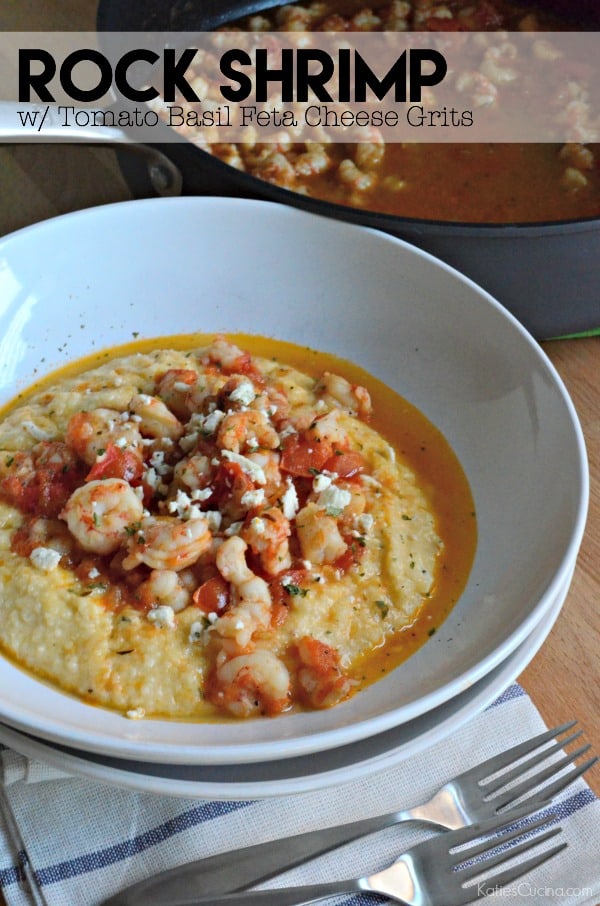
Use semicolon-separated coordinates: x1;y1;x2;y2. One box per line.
0;684;598;906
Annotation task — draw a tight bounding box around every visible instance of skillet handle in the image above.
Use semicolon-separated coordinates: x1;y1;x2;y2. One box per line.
0;101;182;197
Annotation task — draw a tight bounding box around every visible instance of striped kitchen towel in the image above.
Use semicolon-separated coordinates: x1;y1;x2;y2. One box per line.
0;684;598;906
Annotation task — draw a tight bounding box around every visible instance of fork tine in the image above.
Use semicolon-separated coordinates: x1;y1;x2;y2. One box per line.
483;730;583;794
458;826;562;881
493;746;594;810
439;802;550;849
450;813;554;862
498;755;599;812
473;721;577;783
470;841;568;900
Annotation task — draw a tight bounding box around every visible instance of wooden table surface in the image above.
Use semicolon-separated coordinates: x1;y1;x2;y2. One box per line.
0;3;598;902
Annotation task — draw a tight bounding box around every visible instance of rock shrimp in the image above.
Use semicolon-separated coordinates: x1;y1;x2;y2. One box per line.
216;409;280;455
60;478;144;555
294;144;331;177
295;502;347;565
337;159;375;193
455;70;498;107
242;506;292;576
202;336;250;373
172;453;212;493
248;450;285;505
122;515;212;571
136;568;191;612
317;372;372;420
208;649;290;718
156;369;197;420
185;372;228;414
65;409;143;466
295;636;353;709
213;535;272;647
309;409;349;449
128;394;184;442
480;42;518;87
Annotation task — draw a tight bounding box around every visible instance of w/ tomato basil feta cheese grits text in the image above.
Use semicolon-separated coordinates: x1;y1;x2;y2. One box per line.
0;335;475;720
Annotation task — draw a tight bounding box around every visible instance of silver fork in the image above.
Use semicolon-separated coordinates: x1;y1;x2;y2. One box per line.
102;721;595;905
173;808;566;906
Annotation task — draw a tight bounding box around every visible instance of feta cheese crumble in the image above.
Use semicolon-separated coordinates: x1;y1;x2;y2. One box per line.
30;547;61;572
281;478;299;520
147;605;176;628
228;379;256;406
221;450;266;485
317;485;352;514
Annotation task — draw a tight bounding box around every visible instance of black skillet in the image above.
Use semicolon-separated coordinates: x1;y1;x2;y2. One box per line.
97;0;600;339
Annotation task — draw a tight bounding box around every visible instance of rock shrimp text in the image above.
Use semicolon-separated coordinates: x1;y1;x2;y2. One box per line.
0;336;475;720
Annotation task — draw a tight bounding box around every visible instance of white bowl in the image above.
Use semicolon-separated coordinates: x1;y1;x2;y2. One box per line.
0;197;588;764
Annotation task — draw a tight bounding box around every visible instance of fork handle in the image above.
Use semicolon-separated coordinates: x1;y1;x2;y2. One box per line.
168;879;368;906
102;809;417;905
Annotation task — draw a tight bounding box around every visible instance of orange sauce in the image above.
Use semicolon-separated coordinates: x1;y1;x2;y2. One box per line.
304;143;600;224
1;333;477;700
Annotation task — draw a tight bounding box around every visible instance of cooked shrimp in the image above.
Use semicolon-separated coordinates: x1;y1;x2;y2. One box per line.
334;483;367;526
480;42;518;86
202;336;247;371
246;450;284;503
354;141;385;171
295;502;347;565
217;409;280;454
209;649;290;717
251;384;290;425
317;372;372;420
128;394;184;442
136;568;191;612
295;636;353;709
294;144;330;177
214;535;272;646
219;375;258;410
455;70;498;107
155;369;198;419
242;507;291;576
308;409;349;448
338;159;375;193
185;372;228;414
172;453;212;493
65;409;143;466
61;478;144;555
559;143;595;171
122;515;212;571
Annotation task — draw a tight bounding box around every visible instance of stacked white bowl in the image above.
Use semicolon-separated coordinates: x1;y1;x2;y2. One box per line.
0;198;587;798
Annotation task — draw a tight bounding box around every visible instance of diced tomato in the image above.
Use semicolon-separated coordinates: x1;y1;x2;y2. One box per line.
0;442;85;518
192;575;230;614
334;536;367;574
223;353;266;388
85;443;144;484
297;636;340;675
280;432;333;478
323;451;366;479
269;568;310;625
211;460;255;518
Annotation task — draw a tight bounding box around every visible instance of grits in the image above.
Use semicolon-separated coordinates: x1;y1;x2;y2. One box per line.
0;336;471;720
